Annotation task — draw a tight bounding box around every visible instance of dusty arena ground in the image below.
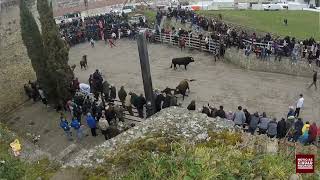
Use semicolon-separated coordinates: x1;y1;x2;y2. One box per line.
70;39;320;123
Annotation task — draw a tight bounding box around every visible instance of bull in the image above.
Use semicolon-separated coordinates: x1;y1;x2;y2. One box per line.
174;79;195;100
170;57;194;70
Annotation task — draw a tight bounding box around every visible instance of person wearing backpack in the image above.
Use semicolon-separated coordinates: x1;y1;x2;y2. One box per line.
60;116;72;141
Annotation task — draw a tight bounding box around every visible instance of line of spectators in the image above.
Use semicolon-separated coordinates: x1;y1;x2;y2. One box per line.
184;94;319;145
165;7;320;66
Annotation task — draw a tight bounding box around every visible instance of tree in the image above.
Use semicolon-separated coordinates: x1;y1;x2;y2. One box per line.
37;0;74;104
19;0;51;94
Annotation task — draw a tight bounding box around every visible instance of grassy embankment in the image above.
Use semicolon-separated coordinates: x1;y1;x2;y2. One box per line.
197;10;320;41
81;131;320;179
0;124;58;180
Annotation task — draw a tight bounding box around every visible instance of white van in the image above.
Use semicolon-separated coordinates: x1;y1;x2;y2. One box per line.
263;4;284;11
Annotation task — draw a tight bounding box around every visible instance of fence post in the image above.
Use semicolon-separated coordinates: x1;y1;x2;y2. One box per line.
169;33;172;45
188;33;191;48
159;31;162;43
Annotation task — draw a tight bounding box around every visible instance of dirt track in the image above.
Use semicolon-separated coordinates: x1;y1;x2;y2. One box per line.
69;39;320;123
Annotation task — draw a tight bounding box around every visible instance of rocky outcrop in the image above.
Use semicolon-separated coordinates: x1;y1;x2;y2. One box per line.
64;107;235;167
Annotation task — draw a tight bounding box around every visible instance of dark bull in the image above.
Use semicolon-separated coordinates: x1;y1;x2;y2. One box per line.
170;57;194;70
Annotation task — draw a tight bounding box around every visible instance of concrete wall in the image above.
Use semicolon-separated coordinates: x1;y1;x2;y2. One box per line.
0;3;36;115
225;48;315;77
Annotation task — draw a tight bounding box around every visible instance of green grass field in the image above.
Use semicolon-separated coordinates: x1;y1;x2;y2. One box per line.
197;10;320;40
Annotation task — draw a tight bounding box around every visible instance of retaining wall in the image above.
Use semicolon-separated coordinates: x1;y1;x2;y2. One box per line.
224;48;316;77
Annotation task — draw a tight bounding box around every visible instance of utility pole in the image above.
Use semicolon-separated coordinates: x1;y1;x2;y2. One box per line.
137;32;156;117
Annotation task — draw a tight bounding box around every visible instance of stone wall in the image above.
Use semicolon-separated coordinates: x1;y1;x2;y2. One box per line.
225;47;316;77
0;3;36;115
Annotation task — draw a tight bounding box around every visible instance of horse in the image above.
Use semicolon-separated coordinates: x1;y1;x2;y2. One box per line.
80;55;88;70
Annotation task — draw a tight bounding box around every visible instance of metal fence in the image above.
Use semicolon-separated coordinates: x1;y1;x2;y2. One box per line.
154;32;220;53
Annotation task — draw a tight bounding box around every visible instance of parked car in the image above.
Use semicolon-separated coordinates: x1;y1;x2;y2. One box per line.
129;14;145;25
263;4;284;11
122;5;135;14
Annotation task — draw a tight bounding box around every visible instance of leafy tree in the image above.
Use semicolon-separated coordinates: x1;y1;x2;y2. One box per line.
37;0;74;104
19;0;50;91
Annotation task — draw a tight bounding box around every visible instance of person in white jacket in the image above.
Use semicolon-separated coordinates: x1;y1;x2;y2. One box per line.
295;94;304;117
125;93;133;116
99;115;110;140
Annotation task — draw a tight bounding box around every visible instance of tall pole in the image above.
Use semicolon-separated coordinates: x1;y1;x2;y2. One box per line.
137;32;156;117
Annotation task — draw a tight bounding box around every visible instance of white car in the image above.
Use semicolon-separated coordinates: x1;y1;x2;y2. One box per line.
263;4;284;11
122;5;135;14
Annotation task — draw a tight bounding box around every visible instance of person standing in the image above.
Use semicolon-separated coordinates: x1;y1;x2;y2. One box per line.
276;118;287;139
136;94;146;118
258;112;270;134
249;112;260;135
216;105;226;119
293;118;304;142
308;122;318;144
118;86;127;106
109;85;117;100
99;115;110;140
125;93;134;116
59;116;72;141
267;118;277;138
70;117;82;140
295;94;304;117
233;106;246;127
38;87;48;107
86;113;97;137
90;38;95;48
308;70;317;90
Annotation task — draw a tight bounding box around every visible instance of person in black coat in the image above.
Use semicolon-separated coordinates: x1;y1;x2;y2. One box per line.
109;85;116;100
155;93;165;112
162;94;171;109
105;105;116;123
136;94;146;118
187;100;196;111
216;105;226;118
118;86;127;106
201;105;211;117
243;109;251;125
293;118;304;142
276;118;287;139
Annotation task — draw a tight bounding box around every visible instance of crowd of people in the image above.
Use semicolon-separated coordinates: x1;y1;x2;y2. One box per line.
164;7;320;65
185;93;319;145
22;9;319;144
23;66;319;145
58;12;149;47
56;8;320;67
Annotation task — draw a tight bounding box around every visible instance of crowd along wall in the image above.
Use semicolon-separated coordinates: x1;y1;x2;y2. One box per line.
225;47;316;77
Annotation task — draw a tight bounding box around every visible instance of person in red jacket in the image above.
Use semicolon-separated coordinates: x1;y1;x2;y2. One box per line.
308;122;318;144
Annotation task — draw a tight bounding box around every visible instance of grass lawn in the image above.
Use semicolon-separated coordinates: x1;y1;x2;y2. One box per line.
197;10;320;41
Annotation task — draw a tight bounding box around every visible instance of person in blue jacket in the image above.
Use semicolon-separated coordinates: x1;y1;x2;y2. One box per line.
60;116;72;141
70;117;82;140
86;113;97;137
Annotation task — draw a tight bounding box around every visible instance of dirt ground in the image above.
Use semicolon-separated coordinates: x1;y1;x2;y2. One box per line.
70;39;320;124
